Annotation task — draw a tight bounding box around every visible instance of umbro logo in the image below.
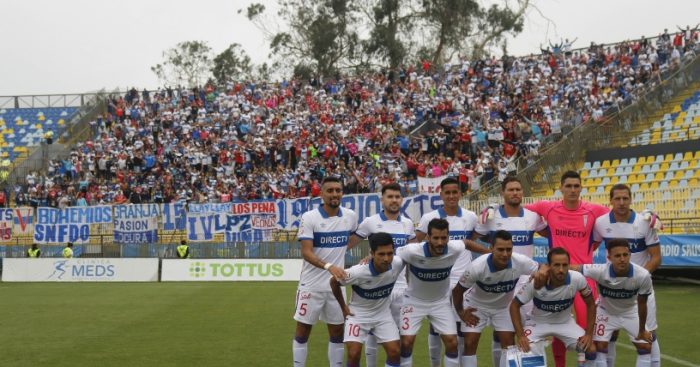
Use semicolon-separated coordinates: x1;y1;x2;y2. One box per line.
496;223;503;227
606;228;612;233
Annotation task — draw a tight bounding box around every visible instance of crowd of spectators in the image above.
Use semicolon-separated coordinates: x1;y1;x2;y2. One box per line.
9;27;700;207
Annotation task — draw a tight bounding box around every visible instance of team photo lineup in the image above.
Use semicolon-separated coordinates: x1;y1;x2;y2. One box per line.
293;175;663;367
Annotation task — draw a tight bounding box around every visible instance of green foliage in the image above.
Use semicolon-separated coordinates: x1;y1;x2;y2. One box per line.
212;43;253;85
151;41;213;87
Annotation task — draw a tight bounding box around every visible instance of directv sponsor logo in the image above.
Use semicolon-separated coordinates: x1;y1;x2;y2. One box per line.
391;234;409;248
533;297;574;312
409;265;452;282
476;279;518;293
352;283;395;300
599;285;639;299
313;231;350;248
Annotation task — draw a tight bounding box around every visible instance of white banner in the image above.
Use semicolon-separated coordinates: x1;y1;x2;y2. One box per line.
2;258;159;282
34;206;113;244
417;175;447;194
161;259;302;281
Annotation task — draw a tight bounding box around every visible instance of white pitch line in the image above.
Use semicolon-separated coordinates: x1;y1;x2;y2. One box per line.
617;342;700;367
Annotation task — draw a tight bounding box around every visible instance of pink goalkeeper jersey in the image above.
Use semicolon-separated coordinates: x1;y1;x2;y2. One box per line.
526;200;609;265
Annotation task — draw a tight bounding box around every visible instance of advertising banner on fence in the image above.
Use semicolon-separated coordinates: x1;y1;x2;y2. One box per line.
113;204;160;244
161;259;303;281
531;235;700;266
2;258;159;282
225;202;276;242
33;206;113;244
417;175;447;194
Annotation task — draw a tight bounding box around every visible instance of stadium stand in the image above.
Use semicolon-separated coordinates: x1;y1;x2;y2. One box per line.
0;107;79;161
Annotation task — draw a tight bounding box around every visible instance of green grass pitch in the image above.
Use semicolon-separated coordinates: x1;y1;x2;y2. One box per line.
0;281;697;366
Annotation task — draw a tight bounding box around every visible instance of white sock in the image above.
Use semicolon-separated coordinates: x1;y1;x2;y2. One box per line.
461;355;477;367
444;354;460;367
365;334;378;367
292;339;308;367
651;338;661;367
458;336;464;358
428;333;442;367
636;353;651;367
328;342;344;367
400;356;412;367
492;339;502;367
499;350;509;367
607;341;616;367
596;352;608;367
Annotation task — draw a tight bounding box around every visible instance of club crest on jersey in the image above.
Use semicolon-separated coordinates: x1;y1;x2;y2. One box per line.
320;223;326;228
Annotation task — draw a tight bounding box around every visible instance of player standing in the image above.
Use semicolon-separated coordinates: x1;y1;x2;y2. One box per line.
593;183;662;367
577;239;655;367
451;230;547;367
293;176;359;367
331;232;405;367
415;177;481;366
510;247;598;367
397;218;471;367
475;177;548;366
347;183;416;367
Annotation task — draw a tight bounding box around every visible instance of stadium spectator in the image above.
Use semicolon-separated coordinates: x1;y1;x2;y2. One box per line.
27;243;41;258
176;240;190;259
63;242;74;258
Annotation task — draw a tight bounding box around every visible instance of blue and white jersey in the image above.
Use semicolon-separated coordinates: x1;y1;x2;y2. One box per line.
475;206;546;258
297;206;358;291
459;253;540;310
339;257;406;322
582;263;653;316
515;270;591;324
355;211;416;288
593;211;660;267
398;240;468;302
417;207;477;288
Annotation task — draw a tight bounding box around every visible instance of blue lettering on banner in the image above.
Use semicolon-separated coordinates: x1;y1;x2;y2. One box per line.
37;206;112;224
476;279;518;293
598;285;639;299
409;265;452;282
352;283;395;299
162;202;186;230
34;224;90;244
313;231;350;248
533;297;574;312
0;208;12;221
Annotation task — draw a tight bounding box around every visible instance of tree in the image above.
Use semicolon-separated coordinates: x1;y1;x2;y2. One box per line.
212;43;253;85
243;0;360;77
151;41;213;87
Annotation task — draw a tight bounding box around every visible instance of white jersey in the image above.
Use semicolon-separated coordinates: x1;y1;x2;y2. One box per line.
354;211;416;288
417;207;477;287
339;257;406;322
475;206;547;258
398;240;468;302
582;263;653;316
515;270;591;324
593;211;660;267
459;253;540;310
297;206;358;291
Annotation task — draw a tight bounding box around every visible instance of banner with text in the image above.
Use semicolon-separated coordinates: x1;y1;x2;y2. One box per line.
33;206;112;244
161;259;303;281
225;202;277;242
113;204;160;244
2;258;159;282
531;235;700;267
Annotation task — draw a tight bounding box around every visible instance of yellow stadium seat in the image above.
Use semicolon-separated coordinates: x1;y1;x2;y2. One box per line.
38;115;45;121
690;178;699;186
654;172;664;181
660;162;670;171
580;170;589;179
638;157;647;165
685;152;694;160
612;159;620;167
602;160;611;168
649;182;659;190
675;171;685;179
664;154;673;162
639;183;649;191
669;180;679;189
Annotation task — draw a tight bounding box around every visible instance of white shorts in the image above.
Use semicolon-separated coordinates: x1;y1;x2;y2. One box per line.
460;303;514;333
399;294;456;336
593;306;648;344
293;289;345;325
390;287;406;326
516;275;534;321
524;318;585;350
344;317;400;344
646;291;658;331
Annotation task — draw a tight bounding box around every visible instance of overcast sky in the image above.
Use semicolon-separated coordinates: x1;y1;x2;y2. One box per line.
1;0;699;96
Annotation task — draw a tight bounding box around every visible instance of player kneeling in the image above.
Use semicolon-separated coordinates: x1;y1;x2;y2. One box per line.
331;232;404;367
576;238;655;367
510;248;598;366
